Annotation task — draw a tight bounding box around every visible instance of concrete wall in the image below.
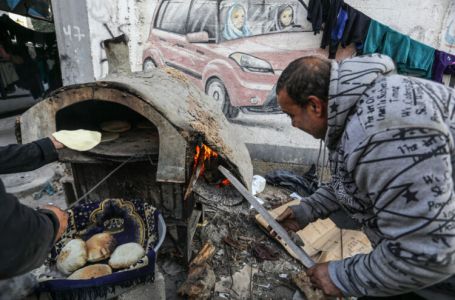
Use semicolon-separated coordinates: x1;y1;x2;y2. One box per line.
55;0;453;164
346;0;451;48
439;1;455;53
51;0;94;85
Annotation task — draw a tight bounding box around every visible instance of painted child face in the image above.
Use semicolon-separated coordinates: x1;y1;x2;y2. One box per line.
280;7;293;27
231;7;245;30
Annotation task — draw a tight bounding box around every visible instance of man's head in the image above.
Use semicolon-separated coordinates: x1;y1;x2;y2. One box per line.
276;56;331;139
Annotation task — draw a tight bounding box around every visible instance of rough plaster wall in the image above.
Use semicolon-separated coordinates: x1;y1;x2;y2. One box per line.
86;0;140;79
51;0;94;85
346;0;450;48
77;0;453;164
84;0;158;77
439;1;455;53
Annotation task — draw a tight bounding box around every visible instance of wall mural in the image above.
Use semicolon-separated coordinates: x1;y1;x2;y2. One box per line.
141;0;352;121
443;2;455;50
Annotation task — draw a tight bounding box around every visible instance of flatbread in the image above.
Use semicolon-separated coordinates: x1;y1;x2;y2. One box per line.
52;130;101;151
86;232;116;262
100;121;131;133
108;243;145;269
56;239;88;275
68;264;112;280
101;132;120;143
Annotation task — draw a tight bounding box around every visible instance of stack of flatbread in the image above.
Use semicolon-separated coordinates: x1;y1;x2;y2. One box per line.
56;233;146;280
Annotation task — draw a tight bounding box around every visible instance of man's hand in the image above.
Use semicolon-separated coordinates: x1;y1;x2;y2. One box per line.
43;205;69;242
307;262;343;297
50;136;64;150
273;207;302;234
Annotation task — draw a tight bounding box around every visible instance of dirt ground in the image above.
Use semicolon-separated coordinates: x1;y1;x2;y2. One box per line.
16;160;317;300
157;160;318;300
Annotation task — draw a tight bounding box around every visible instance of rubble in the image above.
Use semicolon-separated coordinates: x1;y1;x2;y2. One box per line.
178;242;217;300
178;181;310;300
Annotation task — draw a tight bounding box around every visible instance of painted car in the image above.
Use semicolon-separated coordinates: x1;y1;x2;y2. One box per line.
142;0;353;118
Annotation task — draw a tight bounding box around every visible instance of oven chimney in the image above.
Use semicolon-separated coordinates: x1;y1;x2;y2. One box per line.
103;34;131;75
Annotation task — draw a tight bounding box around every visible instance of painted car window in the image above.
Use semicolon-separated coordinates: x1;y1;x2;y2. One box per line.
220;0;312;41
187;0;218;41
155;0;191;34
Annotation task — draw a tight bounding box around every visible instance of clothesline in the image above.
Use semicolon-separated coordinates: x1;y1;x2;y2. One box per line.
307;0;455;84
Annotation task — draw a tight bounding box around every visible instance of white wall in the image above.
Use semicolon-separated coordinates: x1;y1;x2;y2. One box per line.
62;0;454;163
346;0;451;48
439;1;455;53
85;0;158;79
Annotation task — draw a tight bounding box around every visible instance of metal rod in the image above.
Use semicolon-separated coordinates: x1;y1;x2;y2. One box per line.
218;165;315;269
68;156;135;209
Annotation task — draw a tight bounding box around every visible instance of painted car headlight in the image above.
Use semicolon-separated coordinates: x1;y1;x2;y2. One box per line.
229;53;274;73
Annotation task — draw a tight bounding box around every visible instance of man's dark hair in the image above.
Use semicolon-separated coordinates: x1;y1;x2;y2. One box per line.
276;56;331;106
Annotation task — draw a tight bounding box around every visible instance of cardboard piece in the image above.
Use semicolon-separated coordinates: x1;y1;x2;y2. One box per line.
255;200;372;263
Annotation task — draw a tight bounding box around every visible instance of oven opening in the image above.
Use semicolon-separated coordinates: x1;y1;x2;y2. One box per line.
55;100;159;162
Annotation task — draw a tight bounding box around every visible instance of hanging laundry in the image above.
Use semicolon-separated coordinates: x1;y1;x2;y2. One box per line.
340;5;371;50
398;39;435;79
364;20;434;79
432;50;455;83
382;29;410;65
363;20;388;54
307;0;331;34
328;7;348;59
320;0;344;53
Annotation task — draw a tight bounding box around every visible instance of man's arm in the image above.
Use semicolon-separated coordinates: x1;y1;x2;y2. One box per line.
288;183;341;229
328;128;455;296
0;189;67;279
0;138;60;174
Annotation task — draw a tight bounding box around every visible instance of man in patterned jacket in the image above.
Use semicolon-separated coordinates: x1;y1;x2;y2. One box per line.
275;54;455;299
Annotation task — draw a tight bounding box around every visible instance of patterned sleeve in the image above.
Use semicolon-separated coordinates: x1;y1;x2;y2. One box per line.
289;183;341;228
328;128;455;296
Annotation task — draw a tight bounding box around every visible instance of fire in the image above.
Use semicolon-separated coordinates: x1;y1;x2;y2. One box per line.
193;144;218;171
218;178;231;187
193;143;230;187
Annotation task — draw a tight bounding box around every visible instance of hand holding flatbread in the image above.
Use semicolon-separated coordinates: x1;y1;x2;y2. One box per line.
52;130;101;151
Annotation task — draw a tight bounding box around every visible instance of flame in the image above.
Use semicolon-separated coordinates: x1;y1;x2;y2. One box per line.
193;143;219;175
218;178;231;187
193;144;229;187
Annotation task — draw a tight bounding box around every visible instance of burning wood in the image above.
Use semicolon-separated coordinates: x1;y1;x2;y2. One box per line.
185;144;230;201
178;242;216;300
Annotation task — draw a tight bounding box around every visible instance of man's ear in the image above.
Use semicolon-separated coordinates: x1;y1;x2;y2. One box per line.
307;95;326;117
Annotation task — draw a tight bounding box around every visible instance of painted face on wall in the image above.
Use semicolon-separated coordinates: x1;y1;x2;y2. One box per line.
280;7;293;27
231;7;245;30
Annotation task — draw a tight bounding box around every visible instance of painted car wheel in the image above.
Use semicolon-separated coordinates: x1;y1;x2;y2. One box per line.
206;78;239;119
143;58;156;71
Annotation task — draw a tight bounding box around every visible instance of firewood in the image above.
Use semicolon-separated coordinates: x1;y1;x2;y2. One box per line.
189;242;215;267
178;242;217;300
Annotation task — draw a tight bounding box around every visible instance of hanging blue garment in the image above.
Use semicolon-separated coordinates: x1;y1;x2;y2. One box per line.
328;7;348;58
331;8;348;41
6;0;21;10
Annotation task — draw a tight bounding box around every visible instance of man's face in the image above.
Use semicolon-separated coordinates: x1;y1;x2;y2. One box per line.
277;89;328;139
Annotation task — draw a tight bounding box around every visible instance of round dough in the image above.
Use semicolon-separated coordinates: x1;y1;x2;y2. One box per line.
100;121;131;133
86;233;116;262
100;132;120;143
108;243;145;269
57;239;88;275
68;264;112;280
52;130;101;151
